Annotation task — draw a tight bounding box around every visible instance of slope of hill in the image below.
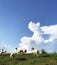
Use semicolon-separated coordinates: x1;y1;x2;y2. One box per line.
0;53;57;65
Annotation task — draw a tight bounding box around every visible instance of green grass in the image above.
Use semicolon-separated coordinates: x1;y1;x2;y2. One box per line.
0;53;57;65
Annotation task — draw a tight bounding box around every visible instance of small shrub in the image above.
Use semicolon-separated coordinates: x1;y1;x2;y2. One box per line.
42;49;47;54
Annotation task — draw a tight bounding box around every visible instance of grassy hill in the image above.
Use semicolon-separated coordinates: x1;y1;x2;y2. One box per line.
0;53;57;65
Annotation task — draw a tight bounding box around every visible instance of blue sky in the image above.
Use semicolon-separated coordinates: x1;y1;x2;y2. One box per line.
0;0;57;53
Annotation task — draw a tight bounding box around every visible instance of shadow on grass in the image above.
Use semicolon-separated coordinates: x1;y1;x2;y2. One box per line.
16;58;27;61
45;64;49;65
39;54;50;57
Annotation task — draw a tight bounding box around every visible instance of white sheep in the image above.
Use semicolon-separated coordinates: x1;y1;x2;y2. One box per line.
0;50;2;54
14;48;27;54
32;48;38;56
10;53;15;59
39;51;42;54
0;49;7;54
14;48;19;54
19;49;27;54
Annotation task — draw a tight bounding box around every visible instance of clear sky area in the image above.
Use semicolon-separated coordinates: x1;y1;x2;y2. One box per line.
0;0;57;53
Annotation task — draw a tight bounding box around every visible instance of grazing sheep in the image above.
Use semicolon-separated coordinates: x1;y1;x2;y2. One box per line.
0;50;2;54
10;53;15;60
32;48;38;56
19;49;27;54
23;49;27;54
0;49;7;54
15;48;19;54
39;51;42;54
15;48;27;54
19;50;24;54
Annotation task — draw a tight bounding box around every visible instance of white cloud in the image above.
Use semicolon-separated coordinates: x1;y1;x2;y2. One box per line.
28;22;44;43
41;25;57;35
41;24;57;43
28;21;40;32
18;21;57;53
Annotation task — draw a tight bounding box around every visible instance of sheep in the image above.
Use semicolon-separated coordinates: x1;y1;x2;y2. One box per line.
14;48;27;54
23;49;27;54
14;48;19;55
32;48;38;56
0;49;7;54
10;53;15;60
19;50;24;54
0;50;2;54
19;49;27;54
39;51;42;54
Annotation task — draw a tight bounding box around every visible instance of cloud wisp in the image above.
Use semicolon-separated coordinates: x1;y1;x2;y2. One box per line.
18;21;57;53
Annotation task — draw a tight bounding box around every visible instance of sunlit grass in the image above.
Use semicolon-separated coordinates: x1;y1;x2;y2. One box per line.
0;53;57;65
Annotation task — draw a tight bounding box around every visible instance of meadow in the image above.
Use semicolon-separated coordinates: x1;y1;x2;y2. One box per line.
0;53;57;65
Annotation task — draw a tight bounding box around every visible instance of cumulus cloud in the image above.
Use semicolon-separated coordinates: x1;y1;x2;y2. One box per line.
41;24;57;43
18;21;57;53
41;25;57;35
